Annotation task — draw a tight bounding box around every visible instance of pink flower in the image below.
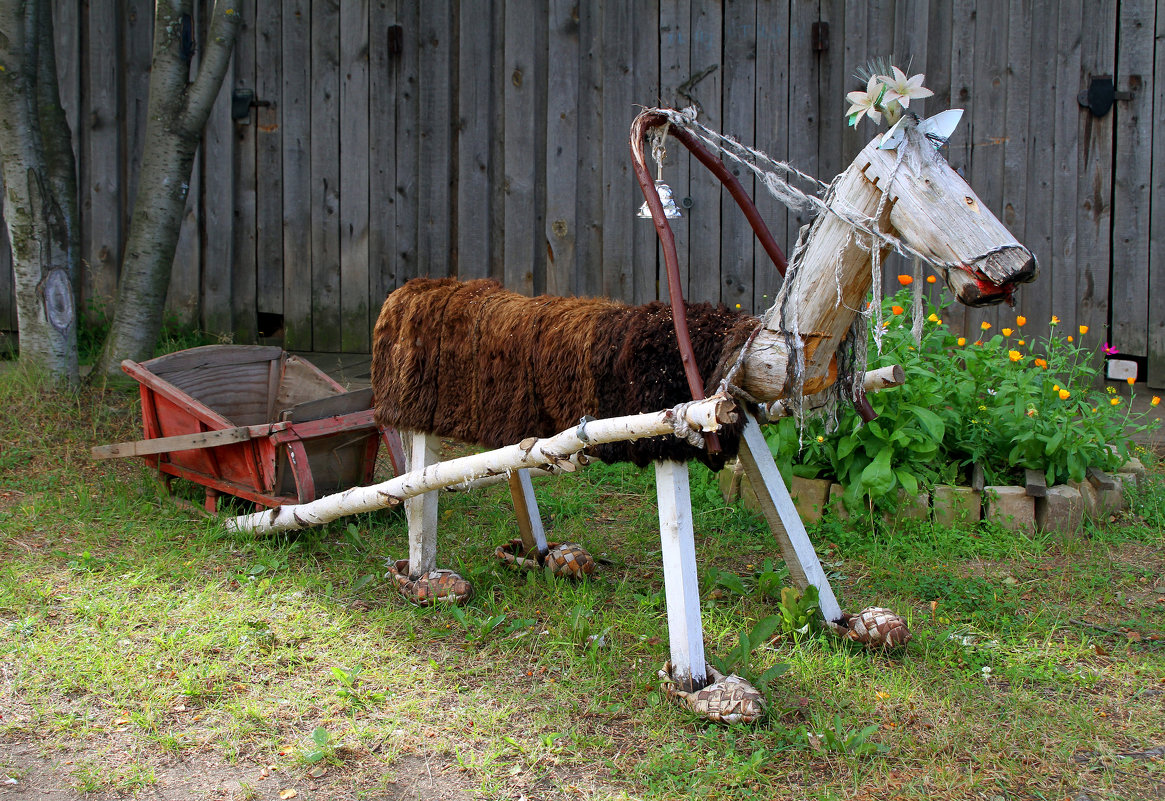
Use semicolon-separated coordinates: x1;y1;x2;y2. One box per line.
1102;342;1119;355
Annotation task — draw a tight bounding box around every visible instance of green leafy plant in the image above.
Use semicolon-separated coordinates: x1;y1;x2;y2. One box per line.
302;726;333;764
448;605;508;642
776;585;821;635
804;714;887;756
331;665;385;707
710;615;790;702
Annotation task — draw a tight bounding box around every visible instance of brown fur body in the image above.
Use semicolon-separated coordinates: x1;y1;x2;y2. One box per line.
372;278;757;469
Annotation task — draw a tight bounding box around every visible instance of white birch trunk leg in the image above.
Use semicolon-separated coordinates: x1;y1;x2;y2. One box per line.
508;469;549;558
405;431;439;577
736;412;844;624
654;460;707;693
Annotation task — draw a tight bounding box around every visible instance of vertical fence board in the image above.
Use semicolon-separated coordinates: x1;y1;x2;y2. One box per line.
168;7;201;330
393;1;420;288
1002;0;1032;334
504;0;539;295
1111;0;1154;357
85;0;122;313
233;0;259;344
631;0;660;305
0;191;12;330
1149;0;1165;386
575;4;604;298
818;0;845;180
660;0;693;301
753;0;788;316
123;0;152;217
202;46;235;338
971;0;1008;334
255;0;283;319
417;1;453;281
310;0;341;351
786;1;819;270
839;0;868;165
340;0;370;352
369;0;398;306
281;0;312;350
1050;0;1083;339
687;0;723;305
545;0;580;296
601;1;638;303
457;0;496;282
720;0;756;312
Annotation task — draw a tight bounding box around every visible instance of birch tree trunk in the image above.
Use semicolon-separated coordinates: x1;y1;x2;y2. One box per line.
91;1;240;379
0;0;80;386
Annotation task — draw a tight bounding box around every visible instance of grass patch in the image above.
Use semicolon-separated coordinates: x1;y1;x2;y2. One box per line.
1;372;1163;799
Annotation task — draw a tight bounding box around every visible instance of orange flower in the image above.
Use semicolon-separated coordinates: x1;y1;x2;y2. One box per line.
1152;396;1161;407
974;340;983;346
1079;325;1088;334
1002;328;1013;336
1008;350;1022;362
926;275;937;284
1016;315;1027;327
1051;315;1060;325
1034;358;1048;369
898;275;913;286
1067;336;1074;343
1017;339;1025;345
891;305;904;315
1059;388;1070;400
957;337;966;346
1126;376;1136;385
1110;397;1121;406
980;321;991;331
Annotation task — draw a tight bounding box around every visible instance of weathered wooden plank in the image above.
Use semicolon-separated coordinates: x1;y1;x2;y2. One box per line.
281;0;313;350
1051;0;1082;339
1075;0;1117;363
508;469;548;556
92;424;262;461
631;0;660;306
310;0;342;352
753;0;789;315
1110;0;1153;356
839;0;868;166
864;0;900;303
393;1;421;288
168;148;203;329
1017;0;1056;348
255;0;283;320
340;0;371;352
601;1;638;303
1002;0;1032;247
575;4;604;298
786;0;819;280
85;0;122;313
891;0;931;306
124;0;153;217
488;1;507;285
52;0;81;162
504;0;539;295
659;0;693;300
457;0;497;282
233;0;259;344
417;1;453;282
369;0;398;307
818;0;846;180
0;196;12;330
544;0;579;296
1149;0;1165;387
719;0;756;312
943;0;975;336
687;0;723;305
202;41;235;337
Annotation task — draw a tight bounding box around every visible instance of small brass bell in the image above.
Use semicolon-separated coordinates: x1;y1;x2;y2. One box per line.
637;180;683;219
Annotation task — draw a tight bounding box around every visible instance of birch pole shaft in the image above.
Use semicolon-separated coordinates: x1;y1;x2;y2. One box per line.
227;396;737;535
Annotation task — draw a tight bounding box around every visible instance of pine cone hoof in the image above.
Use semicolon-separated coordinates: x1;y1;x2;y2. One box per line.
387;559;473;606
494;539;596;579
658;661;765;725
842;606;912;649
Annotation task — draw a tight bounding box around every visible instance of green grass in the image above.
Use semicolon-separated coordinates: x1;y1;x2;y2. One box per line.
1;365;1163;799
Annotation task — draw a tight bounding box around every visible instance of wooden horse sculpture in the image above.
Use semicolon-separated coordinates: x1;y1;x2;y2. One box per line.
229;107;1036;723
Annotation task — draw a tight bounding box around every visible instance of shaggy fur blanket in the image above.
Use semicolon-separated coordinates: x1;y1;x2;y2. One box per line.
371;278;758;469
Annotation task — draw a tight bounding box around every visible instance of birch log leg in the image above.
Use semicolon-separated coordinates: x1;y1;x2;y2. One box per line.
508;469;548;558
655;460;707;693
736;413;844;624
405;431;439;577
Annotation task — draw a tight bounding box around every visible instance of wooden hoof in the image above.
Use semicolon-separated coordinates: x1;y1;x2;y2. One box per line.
387;559;472;606
841;607;912;649
657;662;765;725
494;539;596;579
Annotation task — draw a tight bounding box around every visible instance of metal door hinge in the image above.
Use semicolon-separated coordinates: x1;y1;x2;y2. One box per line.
1078;75;1133;118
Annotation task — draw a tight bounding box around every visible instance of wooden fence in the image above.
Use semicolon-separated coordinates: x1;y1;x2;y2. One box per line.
1;0;1163;386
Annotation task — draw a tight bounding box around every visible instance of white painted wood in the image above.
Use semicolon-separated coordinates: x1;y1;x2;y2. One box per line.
406;431;439;576
508;468;549;557
736;413;844;623
654;459;707;693
227;396;736;535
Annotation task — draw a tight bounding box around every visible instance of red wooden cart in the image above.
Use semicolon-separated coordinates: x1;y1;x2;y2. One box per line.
93;345;405;512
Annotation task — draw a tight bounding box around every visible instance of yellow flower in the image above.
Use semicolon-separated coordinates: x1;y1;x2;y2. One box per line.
891;305;904;315
957;337;966;346
926;275;937;284
1127;376;1136;385
978;405;987;411
1079;325;1088;334
1053;384;1060;392
1016;315;1027;327
735;303;742;309
1008;350;1022;362
1067;335;1073;342
1059;389;1070;400
1107;386;1117;394
1110;397;1121;406
980;321;991;331
1017;339;1025;346
816;435;824;443
1050;315;1060;325
1002;328;1013;336
1152;396;1161;407
928;313;939;323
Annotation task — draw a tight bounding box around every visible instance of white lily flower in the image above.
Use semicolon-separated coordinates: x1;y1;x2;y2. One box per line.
880;66;934;108
845;75;885;126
